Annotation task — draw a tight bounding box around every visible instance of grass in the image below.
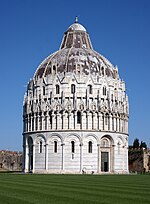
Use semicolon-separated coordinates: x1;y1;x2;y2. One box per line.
0;174;150;204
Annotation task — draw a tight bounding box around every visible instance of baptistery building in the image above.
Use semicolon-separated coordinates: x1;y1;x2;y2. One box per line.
23;19;129;174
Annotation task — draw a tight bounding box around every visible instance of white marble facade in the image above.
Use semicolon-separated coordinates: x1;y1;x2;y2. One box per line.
23;19;129;174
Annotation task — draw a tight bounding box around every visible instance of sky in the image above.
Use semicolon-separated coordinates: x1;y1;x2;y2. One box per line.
0;0;150;151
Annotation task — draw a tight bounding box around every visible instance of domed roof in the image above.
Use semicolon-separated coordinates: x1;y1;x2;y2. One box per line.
67;23;86;32
67;17;86;32
34;20;118;79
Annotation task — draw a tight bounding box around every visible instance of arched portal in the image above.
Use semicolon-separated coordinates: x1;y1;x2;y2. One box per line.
100;136;114;173
101;152;109;172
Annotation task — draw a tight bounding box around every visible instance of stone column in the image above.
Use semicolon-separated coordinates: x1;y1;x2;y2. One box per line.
99;149;101;172
93;113;97;130
123;119;125;133
24;144;28;172
86;111;89;129
121;118;123;132
119;118;121;132
70;112;74;130
41;112;44;130
45;143;48;171
47;114;50;130
97;144;100;173
23;118;25;132
61;143;65;171
64;112;68;130
68;111;71;129
114;116;116;131
111;145;115;173
74;111;77;129
80;111;83;130
98;113;100;130
52;112;55;130
37;114;39;131
35;114;37;131
33;114;36;131
117;117;119;132
27;115;29;132
109;115;112;131
103;113;105;131
108;115;110;131
80;143;83;172
62;112;65;130
57;113;61;130
88;112;92;130
122;145;125;173
55;113;58;130
99;113;103;131
112;116;114;131
25;117;28;132
32;144;35;173
30;115;33;131
126;118;128;134
125;119;127;134
45;112;48;130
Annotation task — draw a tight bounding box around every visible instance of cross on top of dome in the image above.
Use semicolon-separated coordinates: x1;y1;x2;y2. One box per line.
75;16;78;23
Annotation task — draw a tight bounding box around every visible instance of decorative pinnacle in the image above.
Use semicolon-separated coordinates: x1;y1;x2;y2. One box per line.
75;16;78;23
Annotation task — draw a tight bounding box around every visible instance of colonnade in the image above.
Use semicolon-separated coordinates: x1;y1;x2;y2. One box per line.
24;111;128;134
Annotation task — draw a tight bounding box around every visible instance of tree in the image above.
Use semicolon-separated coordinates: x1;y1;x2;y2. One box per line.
133;138;139;148
140;141;147;149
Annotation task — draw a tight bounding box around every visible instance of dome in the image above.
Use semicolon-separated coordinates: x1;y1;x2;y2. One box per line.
67;22;86;32
34;21;118;79
67;17;86;32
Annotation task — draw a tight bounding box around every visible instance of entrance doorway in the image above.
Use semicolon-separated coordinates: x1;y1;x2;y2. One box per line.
101;152;109;172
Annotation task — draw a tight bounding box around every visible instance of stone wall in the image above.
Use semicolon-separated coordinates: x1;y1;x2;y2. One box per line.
0;150;22;171
128;147;150;173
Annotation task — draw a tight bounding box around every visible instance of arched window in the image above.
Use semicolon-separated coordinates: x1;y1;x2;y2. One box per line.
105;114;109;125
101;139;109;147
49;112;52;128
56;85;60;94
54;141;57;153
103;86;106;96
53;65;56;74
114;88;117;100
101;67;104;76
71;84;75;94
29;117;31;131
116;117;118;131
43;86;45;95
77;111;81;124
88;85;92;94
39;141;42;153
39;113;42;130
111;94;113;100
71;141;75;153
88;141;92;153
112;116;114;131
32;116;34;131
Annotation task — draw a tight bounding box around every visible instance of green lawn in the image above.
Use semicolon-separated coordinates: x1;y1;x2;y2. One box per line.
0;174;149;204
